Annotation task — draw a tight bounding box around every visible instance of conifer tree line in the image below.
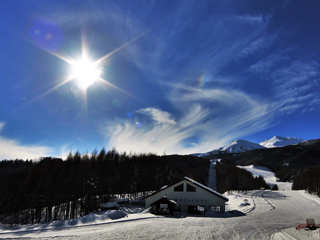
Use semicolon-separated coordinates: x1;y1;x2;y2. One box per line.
0;148;209;224
292;166;320;196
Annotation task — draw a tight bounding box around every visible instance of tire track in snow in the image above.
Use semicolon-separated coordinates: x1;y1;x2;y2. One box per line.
262;191;276;210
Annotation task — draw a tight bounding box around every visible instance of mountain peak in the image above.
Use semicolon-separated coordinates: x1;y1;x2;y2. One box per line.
273;135;284;139
260;136;304;148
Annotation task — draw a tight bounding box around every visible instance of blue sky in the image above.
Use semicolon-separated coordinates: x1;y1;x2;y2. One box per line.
1;0;320;159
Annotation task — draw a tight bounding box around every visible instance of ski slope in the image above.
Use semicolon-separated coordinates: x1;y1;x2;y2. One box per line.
237;165;292;190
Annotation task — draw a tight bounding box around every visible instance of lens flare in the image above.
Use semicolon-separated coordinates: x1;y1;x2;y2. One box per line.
29;18;64;51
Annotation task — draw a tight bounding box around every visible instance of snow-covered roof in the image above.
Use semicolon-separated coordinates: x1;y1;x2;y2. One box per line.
183;177;229;201
143;176;228;202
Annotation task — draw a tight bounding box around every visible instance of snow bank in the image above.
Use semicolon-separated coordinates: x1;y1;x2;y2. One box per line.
299;190;320;206
0;206;155;236
224;191;255;213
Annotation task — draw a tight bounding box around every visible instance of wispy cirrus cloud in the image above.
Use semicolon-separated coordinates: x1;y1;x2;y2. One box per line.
240;33;278;58
125;8;273;85
247;43;320;115
105;104;210;155
137;108;176;125
0;122;53;160
99;4;281;154
271;60;319;114
105;86;277;155
100;1;317;154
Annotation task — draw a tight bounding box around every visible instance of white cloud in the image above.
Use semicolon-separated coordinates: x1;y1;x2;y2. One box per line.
0;122;5;132
124;10;273;87
240;33;278;58
104;87;277;155
137;108;176;125
248;48;320;116
56;144;76;160
247;48;293;75
0;138;53;160
105;105;212;155
271;60;320;114
235;14;266;24
0;122;53;160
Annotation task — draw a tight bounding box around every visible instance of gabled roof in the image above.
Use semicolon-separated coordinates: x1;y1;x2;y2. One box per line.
143;176;228;202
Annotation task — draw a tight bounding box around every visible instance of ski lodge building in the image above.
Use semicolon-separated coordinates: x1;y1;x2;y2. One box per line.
144;177;228;214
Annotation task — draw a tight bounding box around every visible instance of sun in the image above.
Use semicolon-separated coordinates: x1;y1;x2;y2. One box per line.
70;55;101;90
29;27;153;104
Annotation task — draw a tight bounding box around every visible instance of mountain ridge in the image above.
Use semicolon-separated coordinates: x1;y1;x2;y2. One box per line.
194;135;305;158
219;138;320;171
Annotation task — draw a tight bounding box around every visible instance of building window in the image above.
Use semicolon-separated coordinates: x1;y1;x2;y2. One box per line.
174;183;184;192
211;206;221;212
187;183;196;192
160;204;168;208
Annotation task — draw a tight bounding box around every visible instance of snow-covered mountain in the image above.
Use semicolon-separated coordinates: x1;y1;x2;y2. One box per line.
194;135;305;157
197;139;265;157
259;135;304;148
218;139;266;152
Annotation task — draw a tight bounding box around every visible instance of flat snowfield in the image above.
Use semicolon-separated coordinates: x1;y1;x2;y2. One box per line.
1;190;320;239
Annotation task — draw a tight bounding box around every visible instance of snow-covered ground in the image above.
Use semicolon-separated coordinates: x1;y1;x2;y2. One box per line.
237;165;292;190
2;190;320;239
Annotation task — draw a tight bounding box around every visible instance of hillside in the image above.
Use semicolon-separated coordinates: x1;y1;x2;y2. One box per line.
219;139;320;171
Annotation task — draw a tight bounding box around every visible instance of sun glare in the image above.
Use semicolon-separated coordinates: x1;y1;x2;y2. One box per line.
71;56;101;90
31;27;154;103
